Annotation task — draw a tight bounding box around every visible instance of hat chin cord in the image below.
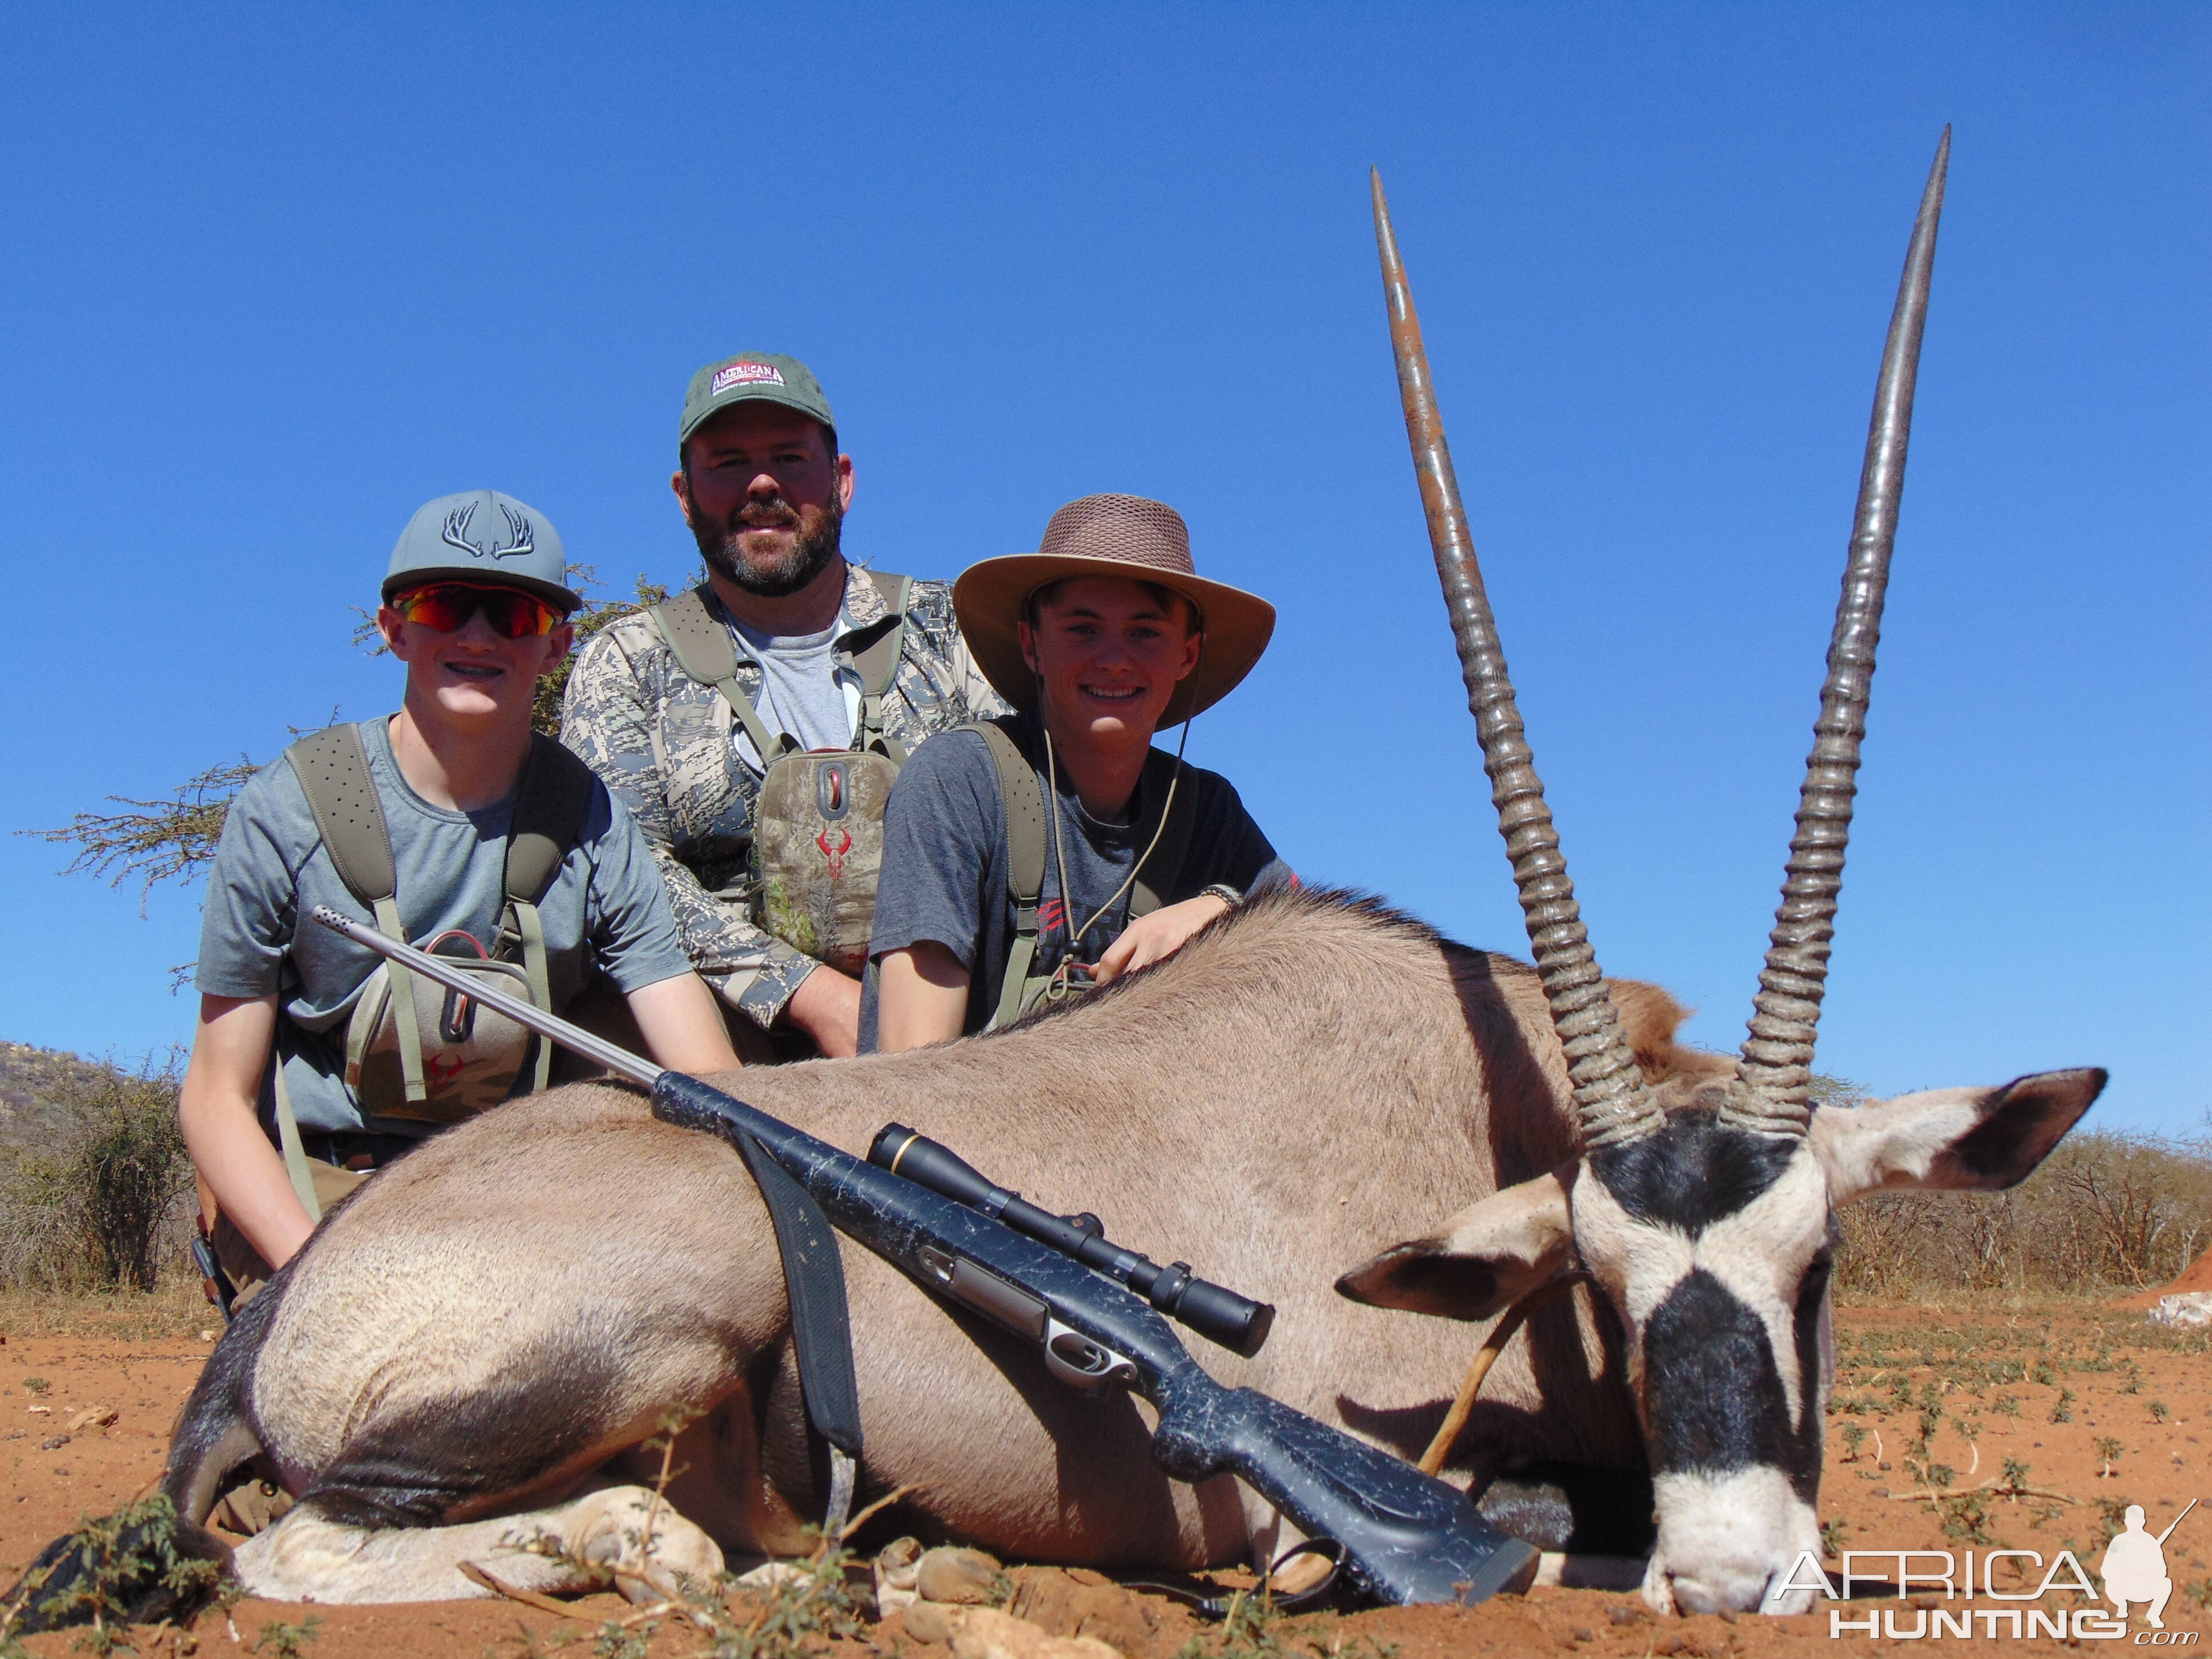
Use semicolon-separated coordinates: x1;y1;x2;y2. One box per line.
1036;630;1203;998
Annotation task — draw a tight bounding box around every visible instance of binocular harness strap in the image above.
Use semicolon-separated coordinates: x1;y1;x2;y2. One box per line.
962;721;1050;1031
649;587;796;767
268;1063;323;1223
652;572;916;769
847;570;913;762
286;725;594;1111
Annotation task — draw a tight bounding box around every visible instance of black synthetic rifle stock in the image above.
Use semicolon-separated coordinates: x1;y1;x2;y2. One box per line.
309;907;1541;1608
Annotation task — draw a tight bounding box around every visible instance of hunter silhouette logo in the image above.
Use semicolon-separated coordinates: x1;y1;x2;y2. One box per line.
1800;1500;2205;1641
440;500;536;562
2104;1499;2197;1629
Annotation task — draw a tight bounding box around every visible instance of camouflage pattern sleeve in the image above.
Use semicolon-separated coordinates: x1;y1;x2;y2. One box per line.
878;576;1009;745
559;618;820;1030
951;618;1008;722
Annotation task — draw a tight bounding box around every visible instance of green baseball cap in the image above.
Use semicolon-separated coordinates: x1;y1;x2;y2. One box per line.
381;489;580;612
679;351;836;445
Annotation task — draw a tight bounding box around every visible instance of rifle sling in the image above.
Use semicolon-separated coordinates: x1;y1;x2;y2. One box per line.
1117;1540;1345;1620
730;1128;864;1533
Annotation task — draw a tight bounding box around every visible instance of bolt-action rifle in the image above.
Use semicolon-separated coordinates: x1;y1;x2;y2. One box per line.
312;907;1540;1609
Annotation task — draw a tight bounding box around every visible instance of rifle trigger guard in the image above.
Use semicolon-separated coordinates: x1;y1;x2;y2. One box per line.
1043;1318;1139;1392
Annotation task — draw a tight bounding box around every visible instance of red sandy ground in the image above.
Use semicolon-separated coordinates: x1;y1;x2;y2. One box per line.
3;1300;2206;1658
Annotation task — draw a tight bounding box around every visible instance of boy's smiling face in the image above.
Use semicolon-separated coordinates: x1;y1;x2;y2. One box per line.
1018;575;1201;748
380;587;573;731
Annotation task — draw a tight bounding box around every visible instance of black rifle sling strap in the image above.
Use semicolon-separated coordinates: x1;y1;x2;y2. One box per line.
650;569;913;763
729;1128;863;1533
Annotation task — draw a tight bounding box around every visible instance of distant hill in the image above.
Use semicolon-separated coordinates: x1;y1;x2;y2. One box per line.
0;1041;124;1152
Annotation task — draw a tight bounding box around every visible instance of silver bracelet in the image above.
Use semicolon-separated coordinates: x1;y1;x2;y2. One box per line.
1198;883;1243;907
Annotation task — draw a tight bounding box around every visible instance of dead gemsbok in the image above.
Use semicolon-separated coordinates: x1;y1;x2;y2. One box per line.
7;132;2103;1636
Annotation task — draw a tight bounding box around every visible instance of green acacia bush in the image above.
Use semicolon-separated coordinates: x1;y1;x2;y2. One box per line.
0;1051;193;1293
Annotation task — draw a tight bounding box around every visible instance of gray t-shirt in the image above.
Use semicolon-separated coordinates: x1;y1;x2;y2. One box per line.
731;617;855;765
196;717;694;1135
858;713;1289;1050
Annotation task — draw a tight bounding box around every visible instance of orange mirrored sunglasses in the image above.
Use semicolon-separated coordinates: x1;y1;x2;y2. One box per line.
391;583;563;639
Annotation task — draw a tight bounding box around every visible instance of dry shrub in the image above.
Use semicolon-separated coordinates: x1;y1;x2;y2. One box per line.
0;1050;195;1293
1830;1079;2212;1298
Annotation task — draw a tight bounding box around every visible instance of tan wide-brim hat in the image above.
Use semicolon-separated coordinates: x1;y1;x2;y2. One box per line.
954;493;1276;726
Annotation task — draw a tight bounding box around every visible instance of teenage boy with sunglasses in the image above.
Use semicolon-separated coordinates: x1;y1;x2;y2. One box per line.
181;490;738;1312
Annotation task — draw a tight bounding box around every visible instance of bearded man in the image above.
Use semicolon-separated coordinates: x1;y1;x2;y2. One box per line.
562;352;1002;1058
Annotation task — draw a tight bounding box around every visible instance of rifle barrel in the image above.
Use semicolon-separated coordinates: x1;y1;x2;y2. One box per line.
2157;1496;2198;1546
309;906;664;1088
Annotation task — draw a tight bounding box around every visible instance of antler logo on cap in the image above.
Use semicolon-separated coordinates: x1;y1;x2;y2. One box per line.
440;501;536;563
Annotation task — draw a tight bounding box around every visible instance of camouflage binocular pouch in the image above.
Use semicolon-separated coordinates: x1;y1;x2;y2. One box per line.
647;577;914;979
342;934;542;1123
747;749;900;976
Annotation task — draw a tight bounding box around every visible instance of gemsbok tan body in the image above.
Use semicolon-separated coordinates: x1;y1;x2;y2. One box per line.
6;131;2104;1636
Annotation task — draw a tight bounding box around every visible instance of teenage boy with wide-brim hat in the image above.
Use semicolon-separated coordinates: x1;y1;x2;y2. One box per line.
180;490;738;1311
863;492;1291;1052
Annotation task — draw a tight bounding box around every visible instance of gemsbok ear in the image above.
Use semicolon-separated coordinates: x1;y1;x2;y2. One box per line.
1813;1068;2107;1206
1334;1172;1574;1321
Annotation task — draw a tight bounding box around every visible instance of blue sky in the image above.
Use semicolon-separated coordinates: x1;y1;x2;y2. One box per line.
1;5;2202;1134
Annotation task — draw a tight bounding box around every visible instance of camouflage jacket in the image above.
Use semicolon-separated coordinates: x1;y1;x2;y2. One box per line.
561;562;1005;1029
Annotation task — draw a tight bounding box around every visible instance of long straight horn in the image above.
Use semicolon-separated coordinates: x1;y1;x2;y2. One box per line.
1726;129;1951;1136
1371;168;1660;1150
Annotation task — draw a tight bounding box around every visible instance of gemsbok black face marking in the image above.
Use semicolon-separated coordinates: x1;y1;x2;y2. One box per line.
1587;1108;1799;1233
1342;135;2110;1614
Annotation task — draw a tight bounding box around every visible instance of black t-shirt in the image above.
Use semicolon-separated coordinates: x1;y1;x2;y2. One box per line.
859;713;1288;1049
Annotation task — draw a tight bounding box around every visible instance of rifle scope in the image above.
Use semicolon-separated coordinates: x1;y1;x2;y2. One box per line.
869;1124;1275;1359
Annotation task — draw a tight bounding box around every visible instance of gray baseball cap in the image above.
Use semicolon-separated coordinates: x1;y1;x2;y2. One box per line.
381;490;579;612
679;351;836;445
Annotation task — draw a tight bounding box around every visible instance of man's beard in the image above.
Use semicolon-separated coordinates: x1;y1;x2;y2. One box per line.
693;488;843;597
